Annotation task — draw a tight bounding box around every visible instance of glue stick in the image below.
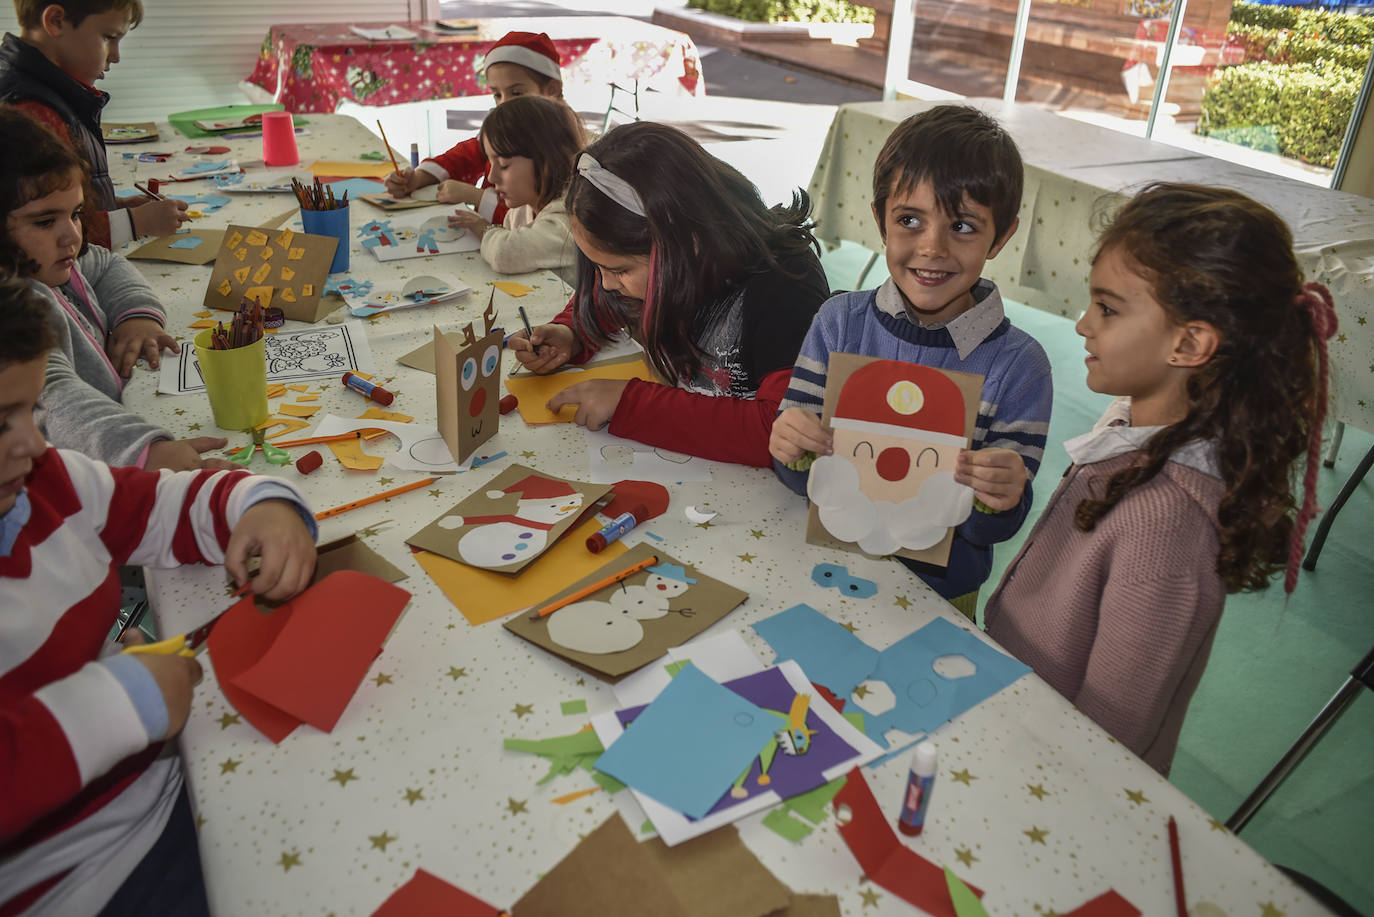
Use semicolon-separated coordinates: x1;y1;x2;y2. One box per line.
409;142;419;169
897;742;937;836
341;371;394;406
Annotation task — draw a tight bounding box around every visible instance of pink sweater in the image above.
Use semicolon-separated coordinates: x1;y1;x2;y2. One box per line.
984;450;1226;775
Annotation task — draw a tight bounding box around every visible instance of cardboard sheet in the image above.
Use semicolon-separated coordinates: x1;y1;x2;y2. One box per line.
203;223;336;322
127;229;226;265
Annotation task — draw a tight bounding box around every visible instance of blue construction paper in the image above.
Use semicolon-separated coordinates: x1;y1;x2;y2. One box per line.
811;562;877;598
321;177;385;199
752;604;878;698
594;663;778;819
168;236;204;249
183;159;231;174
863;617;1031;746
170;194;230;212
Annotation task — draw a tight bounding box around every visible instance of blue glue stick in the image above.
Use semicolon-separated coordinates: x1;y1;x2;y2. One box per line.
898;741;938;836
586;503;647;553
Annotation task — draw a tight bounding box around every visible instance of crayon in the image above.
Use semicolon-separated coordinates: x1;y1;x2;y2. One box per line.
586;504;647;553
342;371;394;405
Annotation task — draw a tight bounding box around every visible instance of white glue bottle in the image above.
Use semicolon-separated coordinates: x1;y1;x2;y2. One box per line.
897;741;938;836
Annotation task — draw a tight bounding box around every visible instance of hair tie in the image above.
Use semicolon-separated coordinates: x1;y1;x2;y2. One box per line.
576;153;645;217
1286;281;1338;594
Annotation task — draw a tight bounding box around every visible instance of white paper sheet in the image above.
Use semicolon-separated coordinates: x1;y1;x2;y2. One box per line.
308;414;477;474
360;212;481;262
584;428;712;485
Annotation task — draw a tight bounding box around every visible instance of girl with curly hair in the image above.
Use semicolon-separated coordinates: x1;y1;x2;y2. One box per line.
983;182;1337;775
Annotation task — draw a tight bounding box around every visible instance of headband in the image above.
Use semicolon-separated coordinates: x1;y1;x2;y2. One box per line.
576;153;645;217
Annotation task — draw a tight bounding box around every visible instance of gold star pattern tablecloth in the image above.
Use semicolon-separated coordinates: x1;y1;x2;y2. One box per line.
809;99;1374;435
117;116;1323;916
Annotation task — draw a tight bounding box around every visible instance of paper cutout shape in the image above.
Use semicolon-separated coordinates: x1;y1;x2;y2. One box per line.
371;869;504;916
407;464;609;573
832;768;981;917
279;288;297;304
344;274;471;318
593;664;778;819
311;160;394;179
1061;890;1142;917
127;229;226;265
861;617;1031;746
506;357;657;425
257;417;310;439
361;213;480;261
158;321;376;395
188;319;216;329
811;562;877;598
807;353;982;568
507;543;747;682
211;571;410;739
752;604;879;699
512;817;789;917
491;280;533;297
585;428;712;485
505;726;608;785
592;661;882;845
328;437;385;471
226;231;244;248
266;383;287;399
307;414;466;474
600;480;670;522
435;301;501;465
278;403;319;418
204;222;336;322
946;867;991;917
415;517;627;626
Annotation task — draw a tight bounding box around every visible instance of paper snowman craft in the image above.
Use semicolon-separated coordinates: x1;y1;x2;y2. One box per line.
435;293;501;464
546;562;698;654
437;474;587;569
808;358;977;562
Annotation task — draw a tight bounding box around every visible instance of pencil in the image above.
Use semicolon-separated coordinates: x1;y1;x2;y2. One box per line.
314;477;437;521
133;181;165;201
1167;816;1186;917
272;431;363;448
377;120;402;177
533;554;660;618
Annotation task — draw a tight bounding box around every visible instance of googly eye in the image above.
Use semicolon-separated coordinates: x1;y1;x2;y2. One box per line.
481;344;499;377
461;356;477;391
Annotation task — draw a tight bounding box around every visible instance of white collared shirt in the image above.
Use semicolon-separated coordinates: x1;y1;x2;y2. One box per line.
874;277;1007;361
1064;397;1220;477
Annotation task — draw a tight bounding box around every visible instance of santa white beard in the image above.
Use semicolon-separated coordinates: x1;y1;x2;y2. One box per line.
808;455;974;555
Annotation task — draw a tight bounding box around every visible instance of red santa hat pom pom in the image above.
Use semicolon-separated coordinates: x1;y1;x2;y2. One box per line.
484;31;562;82
505;474;577;500
833;360;966;444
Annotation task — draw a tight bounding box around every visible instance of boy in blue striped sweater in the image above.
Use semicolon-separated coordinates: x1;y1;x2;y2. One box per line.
770;105;1053;617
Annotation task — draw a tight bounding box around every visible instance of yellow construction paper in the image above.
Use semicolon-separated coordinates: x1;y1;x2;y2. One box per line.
280;288;297;303
287;384;309;392
245;230;268;247
257;417;310;439
226;231;243;249
265;384;288;399
216;279;233;296
188;319;216;329
278;403;320;417
505;359;656;424
194;310;213;318
414;518;628;626
251;262;272;284
233;266;250;284
275;228;294;249
310;160;394;179
288;247;305;260
327;437;385;470
244;286;273;307
280;266;295;282
490;280;533;297
355;406;412;439
296;393;319;402
233;247;248;262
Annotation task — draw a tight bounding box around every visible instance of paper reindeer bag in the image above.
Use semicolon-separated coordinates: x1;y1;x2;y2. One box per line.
434;293;502;464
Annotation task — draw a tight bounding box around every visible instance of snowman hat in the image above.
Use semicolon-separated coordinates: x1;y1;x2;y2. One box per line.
647;562;697;585
505;474;577;500
831;359;967;448
484;31;563;83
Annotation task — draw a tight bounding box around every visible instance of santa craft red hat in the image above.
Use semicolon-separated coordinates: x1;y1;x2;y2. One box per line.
484;31;562;82
505;474;577;500
831;360;966;447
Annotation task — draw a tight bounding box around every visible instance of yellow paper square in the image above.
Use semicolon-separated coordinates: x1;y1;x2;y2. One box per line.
490;280;533;297
278;403;320;417
233;247;248;262
275;229;295;249
505;359;656;424
245;230;268;247
216;279;233;296
280;266;295;282
280;287;297;303
259;247;274;261
188;319;216;329
226;231;243;249
302;284;313;296
251;263;272;284
288;248;305;261
244;286;273;307
232;266;250;284
194;310;212;318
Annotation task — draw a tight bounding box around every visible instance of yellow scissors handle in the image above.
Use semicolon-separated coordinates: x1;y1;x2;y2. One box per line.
122;634;194;658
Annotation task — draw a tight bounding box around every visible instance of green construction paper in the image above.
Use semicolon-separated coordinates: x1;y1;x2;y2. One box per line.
762;807;814;842
784;776;848;825
591;769;626;794
663;659;691;677
842;711;866;733
639;819;655;835
945;866;991;917
504;729;605;759
168;104;283;139
561;699;588;715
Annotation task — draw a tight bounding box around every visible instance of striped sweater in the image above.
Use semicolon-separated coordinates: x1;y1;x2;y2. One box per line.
774;279;1053;598
0;448;310;917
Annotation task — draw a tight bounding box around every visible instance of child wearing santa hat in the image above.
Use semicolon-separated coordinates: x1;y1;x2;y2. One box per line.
383;31;566;227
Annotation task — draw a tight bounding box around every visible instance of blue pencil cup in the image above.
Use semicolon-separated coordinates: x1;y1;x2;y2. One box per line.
300;203;350;274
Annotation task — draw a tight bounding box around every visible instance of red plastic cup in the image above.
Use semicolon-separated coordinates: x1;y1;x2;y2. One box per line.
261;111;299;167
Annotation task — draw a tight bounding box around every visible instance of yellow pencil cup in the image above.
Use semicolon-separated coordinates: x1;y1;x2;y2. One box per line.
194;328;270;431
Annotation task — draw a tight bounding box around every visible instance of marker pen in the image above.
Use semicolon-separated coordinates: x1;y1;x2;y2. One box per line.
897;742;938;836
341;371;394;405
586;504;647;553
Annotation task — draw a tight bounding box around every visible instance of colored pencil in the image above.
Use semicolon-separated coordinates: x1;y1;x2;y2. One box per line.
376;120;402;176
314;477;437;521
1167;816;1186;917
133;181;165;201
533;554;660;618
271;431;363;448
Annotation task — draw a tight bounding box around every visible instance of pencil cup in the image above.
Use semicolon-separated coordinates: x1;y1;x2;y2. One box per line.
194;329;270;431
261;111;299;167
300;203;350;274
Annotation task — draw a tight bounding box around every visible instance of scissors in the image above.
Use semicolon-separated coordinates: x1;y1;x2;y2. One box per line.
121;584;249;658
229;427;290;466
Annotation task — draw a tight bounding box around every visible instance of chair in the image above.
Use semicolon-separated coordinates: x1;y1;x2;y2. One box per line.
1303;423;1374;571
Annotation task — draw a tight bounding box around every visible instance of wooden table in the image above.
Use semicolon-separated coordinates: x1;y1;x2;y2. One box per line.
111;114;1326;916
246;18;704;113
808;98;1374;435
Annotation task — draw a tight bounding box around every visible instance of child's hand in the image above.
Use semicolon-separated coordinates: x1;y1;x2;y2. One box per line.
107;317;179;378
769;408;832;464
124;640;202;740
384;167;420;198
129;198;190;238
225;499;317;601
547;379;629;431
435;180;480;206
447;208;491;237
955;448;1028;512
509;323;577;374
145;437;238;473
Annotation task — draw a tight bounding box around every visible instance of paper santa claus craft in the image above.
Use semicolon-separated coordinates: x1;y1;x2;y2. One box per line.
807;356;980;566
407;464;611;574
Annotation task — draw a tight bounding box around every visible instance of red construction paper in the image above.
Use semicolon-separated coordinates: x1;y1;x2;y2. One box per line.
231;571;410;732
603;480;670;521
372;869;505;916
206;593;300;743
1061;890;1141;917
831;768;981;917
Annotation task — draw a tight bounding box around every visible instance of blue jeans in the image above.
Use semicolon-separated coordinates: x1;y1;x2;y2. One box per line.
98;784;209;917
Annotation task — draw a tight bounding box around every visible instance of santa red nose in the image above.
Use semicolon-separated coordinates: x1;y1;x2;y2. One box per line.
876;446;909;481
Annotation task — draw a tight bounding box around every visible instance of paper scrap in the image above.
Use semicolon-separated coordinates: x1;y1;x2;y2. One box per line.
491;280;533;297
946;867;991;917
328;437;385;471
585;428;712;485
311;160;395;179
561;699;588;715
188;319;216;329
278;403;320;417
370;868;504;916
1060;890;1142;917
762;807;813;842
752;604;879;699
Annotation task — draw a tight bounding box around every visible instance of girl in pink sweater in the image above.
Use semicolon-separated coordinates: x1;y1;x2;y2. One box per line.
984;183;1336;775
